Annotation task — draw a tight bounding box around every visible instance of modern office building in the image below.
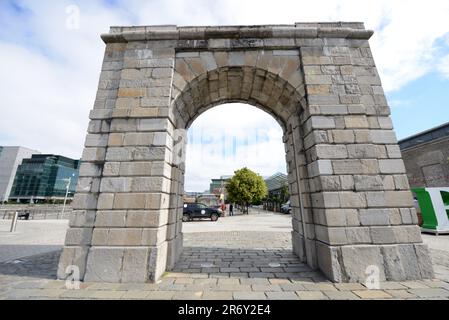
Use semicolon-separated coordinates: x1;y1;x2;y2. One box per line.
9;154;80;203
0;146;41;203
399;122;449;189
265;172;288;195
209;175;233;195
264;172;289;211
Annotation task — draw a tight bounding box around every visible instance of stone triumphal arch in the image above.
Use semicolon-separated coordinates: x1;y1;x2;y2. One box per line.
58;23;434;283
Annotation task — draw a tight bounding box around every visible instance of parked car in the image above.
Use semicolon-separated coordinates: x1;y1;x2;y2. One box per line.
281;201;292;214
183;203;222;222
18;210;30;220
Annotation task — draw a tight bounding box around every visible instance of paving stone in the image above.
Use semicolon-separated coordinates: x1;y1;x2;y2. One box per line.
186;273;209;279
175;278;195;284
13;281;50;290
324;290;359;300
158;284;185;291
296;291;328;300
240;268;260;272
280;283;307;291
173;291;203;300
385;290;417;299
408;288;449;298
117;283;159;291
249;273;275;278
86;283;123;291
269;278;292;285
419;280;448;288
3;289;35;299
158;278;176;285
265;291;299;300
60;290;94;299
241;278;271;285
214;285;252;292
210;273;231;279
121;290;153;299
334;283;366;291
302;283;338;291
217;278;240;285
202;291;233;300
353;290;393;299
193;278;218;286
234;292;267;300
90;290;125;299
252;285;282;292
377;282;408;290
30;289;66;298
185;284;210;291
220;268;241;273
164;272;188;278
43;281;67;290
1;220;447;300
145;291;176;300
400;281;430;289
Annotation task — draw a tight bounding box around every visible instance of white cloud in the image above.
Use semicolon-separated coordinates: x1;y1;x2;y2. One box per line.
0;1;129;158
185;104;286;191
438;54;449;78
1;0;449;189
188;0;449;92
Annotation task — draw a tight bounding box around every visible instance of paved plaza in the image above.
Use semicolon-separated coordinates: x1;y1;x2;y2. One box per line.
0;211;448;300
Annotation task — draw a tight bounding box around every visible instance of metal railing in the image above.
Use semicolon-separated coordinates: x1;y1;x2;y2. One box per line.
0;205;73;221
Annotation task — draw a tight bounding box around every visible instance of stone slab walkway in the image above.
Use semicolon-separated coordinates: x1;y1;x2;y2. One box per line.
1;231;449;300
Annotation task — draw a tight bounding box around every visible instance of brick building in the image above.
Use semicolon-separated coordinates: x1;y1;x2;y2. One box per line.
399;122;449;188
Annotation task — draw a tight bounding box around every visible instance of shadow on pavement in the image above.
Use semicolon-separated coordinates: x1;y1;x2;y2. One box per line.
172;246;326;281
0;248;61;280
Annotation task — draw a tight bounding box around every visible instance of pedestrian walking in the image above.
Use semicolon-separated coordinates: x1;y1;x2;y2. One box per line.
229;203;234;216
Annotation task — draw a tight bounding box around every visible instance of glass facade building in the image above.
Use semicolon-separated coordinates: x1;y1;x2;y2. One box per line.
264;172;289;212
209;175;233;194
9;154;80;202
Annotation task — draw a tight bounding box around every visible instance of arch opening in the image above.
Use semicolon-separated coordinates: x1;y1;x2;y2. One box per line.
172;101;312;279
166;59;316;276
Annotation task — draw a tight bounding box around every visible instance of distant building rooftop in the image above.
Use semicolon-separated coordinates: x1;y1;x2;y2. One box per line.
211;175;233;181
265;172;288;192
398;122;449;151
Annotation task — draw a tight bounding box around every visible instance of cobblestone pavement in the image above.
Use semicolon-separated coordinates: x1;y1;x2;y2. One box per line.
430;249;449;282
1;231;449;300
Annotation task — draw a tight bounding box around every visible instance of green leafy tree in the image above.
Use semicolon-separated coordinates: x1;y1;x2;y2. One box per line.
226;167;268;214
279;183;290;204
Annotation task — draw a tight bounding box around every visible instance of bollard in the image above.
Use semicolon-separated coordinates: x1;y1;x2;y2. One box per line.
10;211;19;233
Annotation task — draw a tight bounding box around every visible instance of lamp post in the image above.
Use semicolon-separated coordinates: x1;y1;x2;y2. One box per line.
61;174;75;216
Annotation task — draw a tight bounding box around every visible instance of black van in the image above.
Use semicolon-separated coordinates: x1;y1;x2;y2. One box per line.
183;203;222;222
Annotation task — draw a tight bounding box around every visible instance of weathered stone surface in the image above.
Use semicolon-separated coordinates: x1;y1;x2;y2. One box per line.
69;210;97;228
122;248;152;282
84;247;125;282
95;211;127;227
382;244;421;281
340;245;386;282
359;209;390;226
65;228;93;246
379;159;406;174
57;246;89;280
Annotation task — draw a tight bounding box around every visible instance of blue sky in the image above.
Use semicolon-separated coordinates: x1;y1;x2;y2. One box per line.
388;72;449;139
0;0;449;191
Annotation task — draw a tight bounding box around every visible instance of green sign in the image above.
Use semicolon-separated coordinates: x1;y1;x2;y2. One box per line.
413;188;449;234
